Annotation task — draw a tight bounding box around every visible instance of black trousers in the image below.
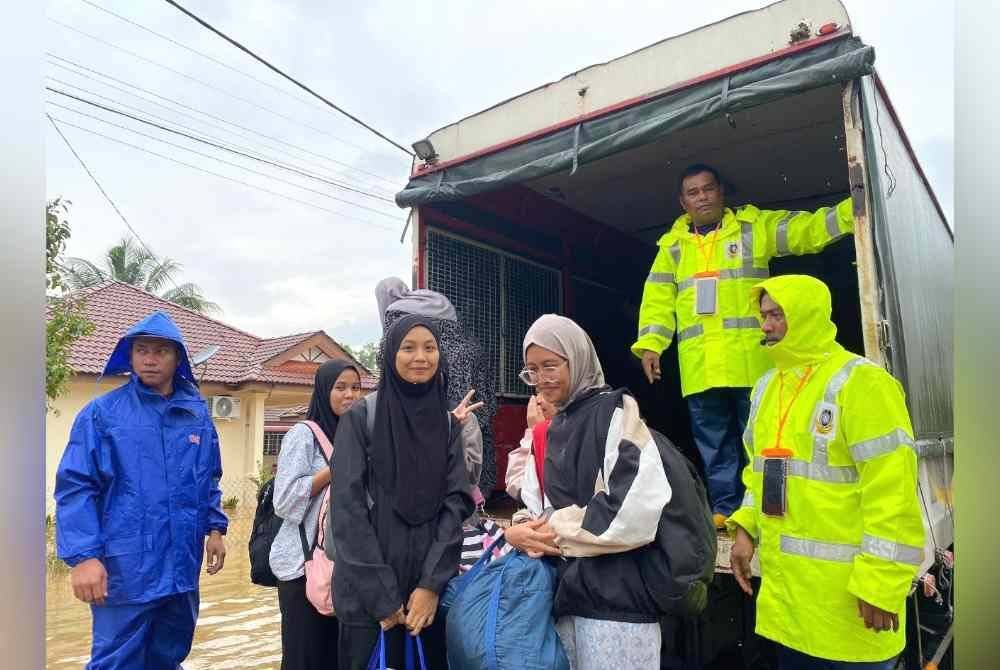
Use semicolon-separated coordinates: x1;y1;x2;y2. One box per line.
338;618;447;670
277;576;340;670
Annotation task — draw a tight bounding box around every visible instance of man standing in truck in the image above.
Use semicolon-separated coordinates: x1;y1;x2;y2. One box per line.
728;274;924;668
632;163;854;528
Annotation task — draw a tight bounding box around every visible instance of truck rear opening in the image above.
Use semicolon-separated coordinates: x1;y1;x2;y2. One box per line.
415;80;862;471
396;3;954;664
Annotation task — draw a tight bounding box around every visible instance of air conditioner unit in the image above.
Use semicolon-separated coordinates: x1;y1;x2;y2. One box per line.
209;395;241;420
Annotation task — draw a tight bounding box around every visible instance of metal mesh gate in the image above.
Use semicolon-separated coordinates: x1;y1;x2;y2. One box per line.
426;228;561;396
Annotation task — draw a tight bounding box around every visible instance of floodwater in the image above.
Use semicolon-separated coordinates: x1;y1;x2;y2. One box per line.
46;521;283;669
45;508;516;668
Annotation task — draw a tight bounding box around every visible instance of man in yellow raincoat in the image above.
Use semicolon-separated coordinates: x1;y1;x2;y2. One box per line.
632;164;854;528
727;274;925;668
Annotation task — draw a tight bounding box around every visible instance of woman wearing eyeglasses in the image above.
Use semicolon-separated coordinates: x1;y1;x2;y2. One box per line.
502;314;674;670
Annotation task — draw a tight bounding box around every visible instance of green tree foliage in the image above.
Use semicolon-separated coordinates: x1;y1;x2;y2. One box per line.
61;234;221;315
344;341;379;374
46;198;94;411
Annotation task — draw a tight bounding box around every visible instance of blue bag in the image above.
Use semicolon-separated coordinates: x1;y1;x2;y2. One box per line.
445;537;570;670
366;629;427;670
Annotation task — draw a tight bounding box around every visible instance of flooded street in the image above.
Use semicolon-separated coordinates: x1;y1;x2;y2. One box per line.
46;506;515;668
46;521;283;669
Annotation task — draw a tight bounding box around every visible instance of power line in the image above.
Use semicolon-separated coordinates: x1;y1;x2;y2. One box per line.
46;74;397;200
46;114;398;232
46;113;163;260
45;101;401;221
161;0;415;157
47;53;401;189
49;16;377;155
47;86;397;205
75;0;324;114
47;114;197;302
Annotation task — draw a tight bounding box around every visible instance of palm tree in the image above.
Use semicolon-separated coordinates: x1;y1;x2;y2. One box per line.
62;235;221;315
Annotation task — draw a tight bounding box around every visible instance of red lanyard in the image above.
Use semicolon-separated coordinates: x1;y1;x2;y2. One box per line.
765;367;813;456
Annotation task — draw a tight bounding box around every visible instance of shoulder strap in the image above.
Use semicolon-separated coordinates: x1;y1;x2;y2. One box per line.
302;420;334;462
299;421;334;551
363;391;452;442
364;392;377;440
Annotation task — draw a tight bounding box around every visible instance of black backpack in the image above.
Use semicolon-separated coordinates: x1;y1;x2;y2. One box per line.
638;427;718;617
248;477;283;587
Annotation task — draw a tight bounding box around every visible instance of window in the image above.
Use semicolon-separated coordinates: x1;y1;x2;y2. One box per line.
426;228;561;396
263;431;284;457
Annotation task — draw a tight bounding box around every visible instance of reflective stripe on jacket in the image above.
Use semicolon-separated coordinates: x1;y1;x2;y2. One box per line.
632;199;853;396
727;275;925;662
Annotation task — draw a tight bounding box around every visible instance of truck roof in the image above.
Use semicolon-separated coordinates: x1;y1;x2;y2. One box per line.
412;0;851;172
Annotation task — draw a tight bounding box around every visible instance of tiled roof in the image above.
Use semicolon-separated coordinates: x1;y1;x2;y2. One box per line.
56;281;376;389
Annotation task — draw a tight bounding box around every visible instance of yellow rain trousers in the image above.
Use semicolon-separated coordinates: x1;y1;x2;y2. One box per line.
631;199;854;397
727;274;925;662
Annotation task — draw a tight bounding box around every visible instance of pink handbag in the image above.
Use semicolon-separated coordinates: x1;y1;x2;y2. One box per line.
300;420;336;616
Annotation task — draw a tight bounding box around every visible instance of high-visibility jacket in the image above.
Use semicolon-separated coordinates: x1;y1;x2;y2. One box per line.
631;198;854;397
727;275;925;663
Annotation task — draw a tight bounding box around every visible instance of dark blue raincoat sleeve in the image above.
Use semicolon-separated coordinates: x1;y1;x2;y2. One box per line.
204;423;228;535
54;403;106;567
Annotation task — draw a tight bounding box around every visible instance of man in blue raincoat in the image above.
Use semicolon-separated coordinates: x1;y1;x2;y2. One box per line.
55;310;229;669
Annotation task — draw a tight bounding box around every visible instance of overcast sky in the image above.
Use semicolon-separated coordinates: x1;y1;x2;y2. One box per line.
45;0;953;348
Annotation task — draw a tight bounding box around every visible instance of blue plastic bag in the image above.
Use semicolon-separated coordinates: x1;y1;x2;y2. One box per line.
445;538;570;670
366;629;426;670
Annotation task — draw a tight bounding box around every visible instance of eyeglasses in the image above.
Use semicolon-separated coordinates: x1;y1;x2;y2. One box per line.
518;360;567;386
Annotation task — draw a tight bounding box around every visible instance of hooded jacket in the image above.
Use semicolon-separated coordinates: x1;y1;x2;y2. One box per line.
54;311;228;605
727;275;925;662
632;198;854;396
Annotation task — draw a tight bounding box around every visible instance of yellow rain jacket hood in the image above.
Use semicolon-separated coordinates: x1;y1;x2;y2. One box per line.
750;274;844;370
727;274;926;663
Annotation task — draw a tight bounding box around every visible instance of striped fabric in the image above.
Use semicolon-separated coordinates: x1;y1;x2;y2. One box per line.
458;517;513;573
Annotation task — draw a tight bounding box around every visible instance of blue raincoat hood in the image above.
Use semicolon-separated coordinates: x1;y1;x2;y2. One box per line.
102;310;196;385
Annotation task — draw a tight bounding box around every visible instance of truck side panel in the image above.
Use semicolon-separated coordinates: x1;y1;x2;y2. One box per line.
860;75;954;563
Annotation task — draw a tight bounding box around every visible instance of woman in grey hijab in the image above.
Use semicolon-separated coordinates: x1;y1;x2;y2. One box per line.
503;313;675;670
375;277;457;326
374;277;498;495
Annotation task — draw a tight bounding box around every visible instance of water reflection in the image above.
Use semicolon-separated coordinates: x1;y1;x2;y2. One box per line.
47;523;282;669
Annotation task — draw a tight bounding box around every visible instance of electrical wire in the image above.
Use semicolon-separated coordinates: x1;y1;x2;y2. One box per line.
49;16;378;155
161;0;414;157
47;86;397;205
46;74;397;199
47;113;160;259
47;115;398;232
47;53;401;189
46;72;393;198
75;0;325;114
46;107;401;221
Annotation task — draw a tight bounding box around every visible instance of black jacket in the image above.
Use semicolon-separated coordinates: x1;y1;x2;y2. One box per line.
544;388;674;623
329;394;474;625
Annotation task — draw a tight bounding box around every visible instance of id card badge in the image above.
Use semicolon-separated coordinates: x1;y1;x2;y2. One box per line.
694;272;719;315
761;448;792;517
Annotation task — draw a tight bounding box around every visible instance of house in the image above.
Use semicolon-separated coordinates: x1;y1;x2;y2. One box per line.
45;281;376;512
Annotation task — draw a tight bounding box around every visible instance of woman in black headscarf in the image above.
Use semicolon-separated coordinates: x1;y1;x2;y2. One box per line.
270;359;361;670
375;277;499;496
330;315;474;669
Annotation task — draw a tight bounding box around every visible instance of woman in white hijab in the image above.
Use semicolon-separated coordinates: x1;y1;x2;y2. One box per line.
503;314;674;670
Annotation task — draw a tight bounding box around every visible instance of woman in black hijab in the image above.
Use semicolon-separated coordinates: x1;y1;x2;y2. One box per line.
330;315;474;669
270;359;361;670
